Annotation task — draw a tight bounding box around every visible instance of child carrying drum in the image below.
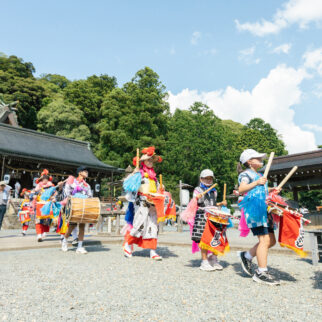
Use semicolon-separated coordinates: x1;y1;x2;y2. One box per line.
61;166;93;254
191;169;227;271
237;149;281;285
18;188;32;236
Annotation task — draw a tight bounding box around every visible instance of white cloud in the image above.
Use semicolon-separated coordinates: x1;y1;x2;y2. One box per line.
191;31;201;45
238;46;261;64
167;64;317;153
303;124;322;132
235;0;322;36
272;43;292;54
303;47;322;75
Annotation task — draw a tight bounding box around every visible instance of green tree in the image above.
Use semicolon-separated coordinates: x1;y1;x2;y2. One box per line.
40;73;70;90
96;67;170;167
0;55;47;129
161;102;237;201
64;74;117;142
37;96;91;141
299;190;322;211
238;118;288;156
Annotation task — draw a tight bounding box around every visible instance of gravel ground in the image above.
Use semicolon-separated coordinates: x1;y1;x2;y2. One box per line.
1;244;321;321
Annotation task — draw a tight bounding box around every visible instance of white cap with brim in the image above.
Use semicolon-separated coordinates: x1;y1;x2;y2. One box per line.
0;181;7;186
240;149;267;164
200;169;214;178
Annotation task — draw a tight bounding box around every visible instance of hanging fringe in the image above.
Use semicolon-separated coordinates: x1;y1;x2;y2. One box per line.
279;242;307;258
199;241;230;256
123;172;142;192
180;198;198;222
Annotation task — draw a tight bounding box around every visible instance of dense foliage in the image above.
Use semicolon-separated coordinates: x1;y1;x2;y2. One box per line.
1;53;319;208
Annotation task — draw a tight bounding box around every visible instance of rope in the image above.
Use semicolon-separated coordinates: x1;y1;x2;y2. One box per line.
81;198;85;223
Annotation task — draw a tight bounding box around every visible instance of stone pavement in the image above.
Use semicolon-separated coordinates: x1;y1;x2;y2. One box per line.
0;226;312;257
0;244;321;321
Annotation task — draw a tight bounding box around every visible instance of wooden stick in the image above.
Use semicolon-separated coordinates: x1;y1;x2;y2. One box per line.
136;148;140;170
263;152;275;179
277;166;298;189
197;183;217;199
223;183;227;202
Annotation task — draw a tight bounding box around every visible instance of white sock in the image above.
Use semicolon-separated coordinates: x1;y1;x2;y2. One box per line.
202;259;208;264
258;267;268;273
37;234;42;238
63;237;67;244
150;249;158;257
78;241;83;248
245;251;253;261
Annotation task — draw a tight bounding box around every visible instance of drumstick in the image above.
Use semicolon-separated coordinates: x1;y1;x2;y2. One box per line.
263;152;275;179
197;183;217;199
223;183;227;202
54;179;67;189
136;148;140;170
159;174;163;191
277;166;298;190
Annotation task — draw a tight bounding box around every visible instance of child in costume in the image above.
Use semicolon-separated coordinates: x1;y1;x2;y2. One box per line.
237;149;281;285
190;169;227;271
123;147;163;260
18;188;32;236
61;166;92;254
33;169;54;242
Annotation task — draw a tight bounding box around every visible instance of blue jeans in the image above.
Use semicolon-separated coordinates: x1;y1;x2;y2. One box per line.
0;205;7;230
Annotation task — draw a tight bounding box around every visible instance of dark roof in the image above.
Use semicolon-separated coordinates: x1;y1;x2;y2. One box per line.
0;123;123;173
263;150;322;172
262;149;322;189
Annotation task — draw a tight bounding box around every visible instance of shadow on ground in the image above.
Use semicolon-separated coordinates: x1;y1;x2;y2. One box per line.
132;247;178;258
67;246;111;253
185;259;229;269
232;262;297;282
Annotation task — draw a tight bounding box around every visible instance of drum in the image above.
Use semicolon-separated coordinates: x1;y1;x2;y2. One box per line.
36;202;53;219
19;211;31;224
65;197;100;224
205;207;231;225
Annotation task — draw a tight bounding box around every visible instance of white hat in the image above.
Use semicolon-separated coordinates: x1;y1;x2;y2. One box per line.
240;149;267;164
0;181;6;186
200;169;214;178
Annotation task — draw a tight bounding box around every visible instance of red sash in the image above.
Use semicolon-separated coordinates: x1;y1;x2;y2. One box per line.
199;219;229;256
278;210;306;257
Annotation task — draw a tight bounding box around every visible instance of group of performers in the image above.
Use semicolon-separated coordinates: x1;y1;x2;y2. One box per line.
17;166;92;254
16;146;308;286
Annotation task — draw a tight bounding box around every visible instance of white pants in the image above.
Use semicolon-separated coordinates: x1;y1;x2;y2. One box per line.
130;203;158;240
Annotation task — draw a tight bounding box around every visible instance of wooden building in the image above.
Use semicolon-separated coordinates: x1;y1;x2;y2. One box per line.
266;149;322;201
0;123;123;196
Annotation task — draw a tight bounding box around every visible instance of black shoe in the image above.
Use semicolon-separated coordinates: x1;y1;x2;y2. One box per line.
238;251;253;276
253;270;280;285
71;238;78;246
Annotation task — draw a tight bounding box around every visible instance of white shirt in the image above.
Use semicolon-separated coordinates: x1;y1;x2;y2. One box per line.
0;185;11;206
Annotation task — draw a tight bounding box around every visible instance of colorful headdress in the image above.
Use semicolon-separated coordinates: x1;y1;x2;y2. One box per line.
36;169;53;184
20;188;30;196
132;146;162;166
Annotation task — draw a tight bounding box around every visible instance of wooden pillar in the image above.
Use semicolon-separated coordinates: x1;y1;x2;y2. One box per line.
177;180;183;232
1;156;5;180
293;187;299;202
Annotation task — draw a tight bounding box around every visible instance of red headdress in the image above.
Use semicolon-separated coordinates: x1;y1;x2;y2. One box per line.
132;146;162;167
20;188;31;197
36;169;53;184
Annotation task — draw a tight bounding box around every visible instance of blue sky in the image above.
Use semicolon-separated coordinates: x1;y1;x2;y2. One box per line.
1;0;321;152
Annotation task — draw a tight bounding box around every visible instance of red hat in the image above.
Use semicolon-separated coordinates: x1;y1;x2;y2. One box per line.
36;169;53;184
20;188;30;196
132;146;162;166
